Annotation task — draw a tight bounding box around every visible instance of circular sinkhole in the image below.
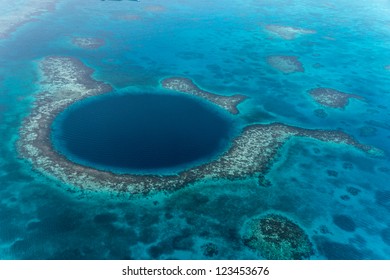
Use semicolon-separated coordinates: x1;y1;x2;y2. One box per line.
51;92;234;174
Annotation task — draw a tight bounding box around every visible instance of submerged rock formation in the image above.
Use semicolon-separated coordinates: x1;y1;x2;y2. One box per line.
309;87;364;109
266;55;304;73
71;37;105;49
161;77;247;115
265;24;316;40
242;213;314;260
0;0;58;39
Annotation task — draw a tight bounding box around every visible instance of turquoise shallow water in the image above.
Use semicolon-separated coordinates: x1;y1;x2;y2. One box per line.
1;0;390;259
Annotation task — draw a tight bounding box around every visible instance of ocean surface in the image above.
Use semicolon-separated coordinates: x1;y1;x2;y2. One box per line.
51;92;233;173
1;0;390;259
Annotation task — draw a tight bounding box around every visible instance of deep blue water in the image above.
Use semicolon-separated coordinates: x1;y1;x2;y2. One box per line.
51;93;232;172
1;0;390;260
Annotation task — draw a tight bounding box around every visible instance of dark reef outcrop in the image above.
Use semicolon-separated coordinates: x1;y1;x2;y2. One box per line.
242;213;314;259
266;55;304;73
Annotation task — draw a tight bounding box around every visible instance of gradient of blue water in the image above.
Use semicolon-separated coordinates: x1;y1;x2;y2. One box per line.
51;93;233;173
0;0;390;259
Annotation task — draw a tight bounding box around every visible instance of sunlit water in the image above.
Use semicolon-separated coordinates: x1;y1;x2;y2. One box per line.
0;0;390;259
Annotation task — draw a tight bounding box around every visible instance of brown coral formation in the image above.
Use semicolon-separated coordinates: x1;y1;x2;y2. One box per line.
265;24;316;40
161;77;247;115
266;55;304;73
309;88;364;109
18;56;382;195
242;214;314;260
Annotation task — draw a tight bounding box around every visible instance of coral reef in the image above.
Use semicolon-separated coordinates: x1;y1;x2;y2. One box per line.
201;242;219;257
332;215;356;232
265;24;316;40
71;37;105;49
18;56;383;195
359;126;377;137
161;77;247;115
309;88;364;109
0;0;57;39
242;213;314;259
313;108;328;118
314;237;366;259
346;187;361;196
266;56;304;73
144;5;166;13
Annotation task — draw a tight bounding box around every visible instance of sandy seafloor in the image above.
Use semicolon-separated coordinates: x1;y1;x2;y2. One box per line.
1;0;390;259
